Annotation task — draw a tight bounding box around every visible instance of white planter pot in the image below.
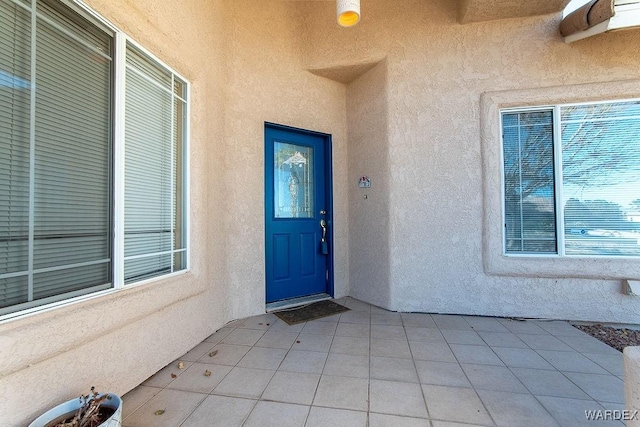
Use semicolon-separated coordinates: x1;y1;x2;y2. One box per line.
29;393;122;427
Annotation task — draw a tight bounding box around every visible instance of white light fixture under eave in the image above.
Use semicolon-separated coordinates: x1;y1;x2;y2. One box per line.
337;0;360;27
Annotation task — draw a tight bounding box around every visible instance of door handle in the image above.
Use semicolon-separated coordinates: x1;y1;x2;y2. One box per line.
320;219;329;255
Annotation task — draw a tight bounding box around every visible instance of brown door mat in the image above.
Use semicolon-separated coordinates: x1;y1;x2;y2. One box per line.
274;300;350;325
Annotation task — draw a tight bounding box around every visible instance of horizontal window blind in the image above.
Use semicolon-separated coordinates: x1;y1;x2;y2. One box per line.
502;111;557;254
124;44;187;284
0;0;189;318
0;0;31;311
562;101;640;256
502;100;640;257
0;0;113;315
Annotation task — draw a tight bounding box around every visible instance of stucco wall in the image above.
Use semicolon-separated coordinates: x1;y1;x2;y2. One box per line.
0;0;230;424
347;60;392;308
221;0;350;320
4;0;640;424
301;0;640;322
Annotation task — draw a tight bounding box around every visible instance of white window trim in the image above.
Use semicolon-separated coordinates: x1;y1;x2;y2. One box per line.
481;79;640;280
0;0;191;323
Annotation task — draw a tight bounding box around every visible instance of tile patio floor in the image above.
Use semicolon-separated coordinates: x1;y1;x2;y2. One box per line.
122;297;627;426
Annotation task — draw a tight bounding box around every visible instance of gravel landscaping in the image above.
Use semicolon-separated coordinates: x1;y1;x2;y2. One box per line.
573;323;640;352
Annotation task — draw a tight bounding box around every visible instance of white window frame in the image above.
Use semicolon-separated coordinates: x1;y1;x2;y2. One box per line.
481;81;640;280
0;0;190;323
500;99;640;259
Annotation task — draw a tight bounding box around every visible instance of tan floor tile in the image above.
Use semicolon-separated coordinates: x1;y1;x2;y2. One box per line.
563;372;625;403
212;367;275;398
165;362;231;394
237;314;278;330
292;333;333;352
313;375;369;411
301;320;338;335
463;316;509;333
431;422;489;427
142;361;193;388
221;329;266;346
178;341;217;362
415;360;470;388
441;330;485;346
341;298;372;312
409;341;456;362
305;407;367;427
339;310;371;324
477;389;558;427
405;327;446;343
431;314;473;331
499;319;548;335
122;386;161;419
583;352;624;376
371;313;403;326
477;331;528;349
335;322;370;338
422;384;492;426
449;344;503;366
371;325;407;340
123;388;206;427
269;319;306;333
400;313;437;329
196;343;251;366
330;335;369;356
461;363;528;393
243;401;309;427
255;330;300;349
280;350;328;374
536;395;612;427
371;356;419;383
261;371;321;405
371;338;412;359
557;335;620;355
537;350;609;374
126;298;630;427
517;333;574;351
203;327;234;344
492;347;555;370
181;395;256;427
511;368;590;399
237;346;288;370
323;352;369;378
369;413;431;427
369;379;428;418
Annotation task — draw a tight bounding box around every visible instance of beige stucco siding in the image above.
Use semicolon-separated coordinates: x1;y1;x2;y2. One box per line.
2;0;640;424
0;1;230;424
300;0;640;320
347;60;392;308
221;0;350;321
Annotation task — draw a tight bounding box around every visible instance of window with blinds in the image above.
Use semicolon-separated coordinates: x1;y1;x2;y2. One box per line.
502;100;640;257
0;0;189;318
124;45;187;283
502;110;557;254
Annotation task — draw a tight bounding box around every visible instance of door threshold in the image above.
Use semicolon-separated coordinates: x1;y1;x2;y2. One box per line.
266;293;332;312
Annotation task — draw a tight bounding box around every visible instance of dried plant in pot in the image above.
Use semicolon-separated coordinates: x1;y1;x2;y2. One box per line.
29;387;122;427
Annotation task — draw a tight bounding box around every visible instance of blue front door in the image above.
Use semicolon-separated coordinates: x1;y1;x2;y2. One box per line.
265;123;332;303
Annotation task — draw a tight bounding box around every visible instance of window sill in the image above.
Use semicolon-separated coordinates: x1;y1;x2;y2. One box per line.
0;269;189;325
0;269;200;378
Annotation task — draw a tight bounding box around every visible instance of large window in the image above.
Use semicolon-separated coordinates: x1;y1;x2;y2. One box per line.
0;0;188;318
502;100;640;257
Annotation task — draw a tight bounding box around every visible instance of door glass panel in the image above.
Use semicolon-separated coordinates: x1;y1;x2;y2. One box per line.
274;141;314;218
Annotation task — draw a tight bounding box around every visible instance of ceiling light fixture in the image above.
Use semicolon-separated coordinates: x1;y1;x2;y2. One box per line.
337;0;360;27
